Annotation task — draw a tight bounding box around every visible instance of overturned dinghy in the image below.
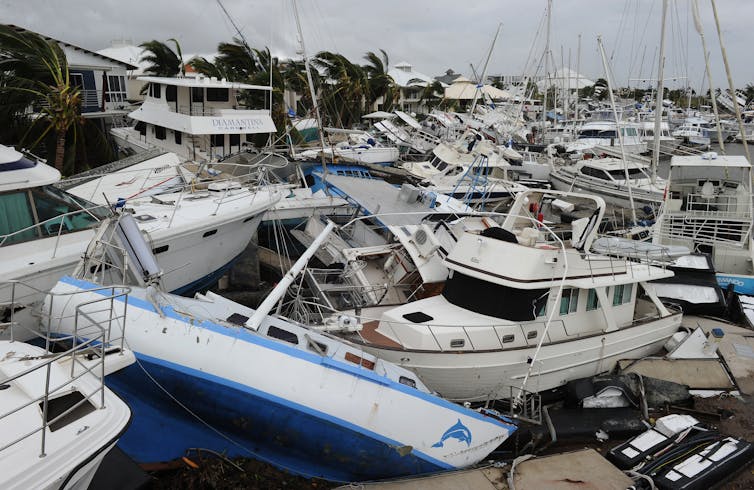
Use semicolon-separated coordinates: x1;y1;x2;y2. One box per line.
43;215;516;482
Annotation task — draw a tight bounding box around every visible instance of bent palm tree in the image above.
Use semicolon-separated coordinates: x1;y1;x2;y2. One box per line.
363;49;396;112
0;24;83;172
140;39;184;77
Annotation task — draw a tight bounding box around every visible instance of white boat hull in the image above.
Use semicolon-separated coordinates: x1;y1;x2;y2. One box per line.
359;313;682;401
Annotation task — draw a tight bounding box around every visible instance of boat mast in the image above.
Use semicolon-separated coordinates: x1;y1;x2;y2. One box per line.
597;35;638;224
575;34;581;120
710;0;750;163
292;0;329;181
651;0;668;184
540;0;552;143
470;23;502;117
691;0;725;152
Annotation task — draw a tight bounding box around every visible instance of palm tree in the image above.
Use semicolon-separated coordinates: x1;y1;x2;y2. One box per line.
0;25;84;172
139;39;184;77
312;51;367;127
363;49;396;111
419;80;445;112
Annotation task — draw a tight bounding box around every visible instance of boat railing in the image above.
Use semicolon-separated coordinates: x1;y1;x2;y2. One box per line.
658;212;752;246
0;280;128;457
0;203;108;253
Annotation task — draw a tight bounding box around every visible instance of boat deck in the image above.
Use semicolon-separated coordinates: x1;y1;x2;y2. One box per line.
359;321;404;349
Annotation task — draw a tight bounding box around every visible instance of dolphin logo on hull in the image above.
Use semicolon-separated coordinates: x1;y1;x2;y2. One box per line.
432;419;472;448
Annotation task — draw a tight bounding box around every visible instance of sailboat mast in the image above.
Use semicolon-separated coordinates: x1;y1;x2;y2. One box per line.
692;0;725;152
540;0;552;143
470;23;502;117
576;34;581;120
292;0;329;178
651;0;668;184
597;35;638;224
710;0;750;163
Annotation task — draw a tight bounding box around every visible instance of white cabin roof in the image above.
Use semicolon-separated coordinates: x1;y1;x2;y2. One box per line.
670;153;751;169
0;145;61;192
137;76;272;91
578;158;647;170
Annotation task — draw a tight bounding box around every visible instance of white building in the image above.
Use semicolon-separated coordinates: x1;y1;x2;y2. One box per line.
387;61;436;114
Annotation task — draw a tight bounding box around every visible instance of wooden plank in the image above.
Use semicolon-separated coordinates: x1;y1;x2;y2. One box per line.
513;449;633;490
618;358;735;390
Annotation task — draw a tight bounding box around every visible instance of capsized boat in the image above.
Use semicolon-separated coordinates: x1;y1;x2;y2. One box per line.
43;214;516;482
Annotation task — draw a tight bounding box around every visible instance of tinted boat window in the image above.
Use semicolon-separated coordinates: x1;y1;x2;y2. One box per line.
0;191;37;245
31;186;109;237
442;271;548;321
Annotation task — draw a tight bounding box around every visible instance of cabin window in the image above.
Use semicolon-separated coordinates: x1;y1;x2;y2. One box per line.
612;284;633;306
31;186;105;237
443;271;549;322
536;296;547;317
191;87;203;103
155;126;166;140
586;289;600;311
136;121;146;135
152;244;169;254
174;131;182;145
527;330;537;340
267;326;298;345
149;83;161;99
502;334;515;343
206;88;229;102
211;134;224;147
165;85;177;102
559;288;579;315
229;134;240;147
450;339;465;348
202;229;217;238
0;191;36;244
399;376;417;388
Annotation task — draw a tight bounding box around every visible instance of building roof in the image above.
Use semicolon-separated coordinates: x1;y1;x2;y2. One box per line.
97;43;146;73
387;62;434;88
537;66;595;90
4;24;137;70
444;78;510;100
435;68;462;85
138;75;271;90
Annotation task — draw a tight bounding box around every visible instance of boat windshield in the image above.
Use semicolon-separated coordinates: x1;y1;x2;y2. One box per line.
607;168;646;180
0;185;111;246
442;270;548;322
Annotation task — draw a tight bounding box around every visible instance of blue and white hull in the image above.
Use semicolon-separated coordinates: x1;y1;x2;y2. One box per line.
46;277;516;482
717;273;754;295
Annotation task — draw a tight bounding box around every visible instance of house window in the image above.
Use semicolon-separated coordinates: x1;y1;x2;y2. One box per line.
71;73;84;88
586;289;600;311
559;288;579;315
105;75;127;103
612;284;633;306
206;88;229;102
174;131;182;145
155;126;166;140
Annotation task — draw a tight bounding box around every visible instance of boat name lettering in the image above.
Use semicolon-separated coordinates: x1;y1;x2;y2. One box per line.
211;118;265;129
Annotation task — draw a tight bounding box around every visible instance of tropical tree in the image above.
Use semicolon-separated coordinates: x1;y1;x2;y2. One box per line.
362;49;396;111
743;83;754;105
419;80;445;112
311;51;367;127
0;25;84;172
139;39;184;77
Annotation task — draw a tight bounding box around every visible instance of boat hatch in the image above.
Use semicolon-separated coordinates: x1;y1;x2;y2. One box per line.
402;311;434;323
41;390;96;432
267;326;299;345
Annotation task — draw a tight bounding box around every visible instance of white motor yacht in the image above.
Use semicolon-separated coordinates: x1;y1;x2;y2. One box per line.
653;152;754;295
327;190;681;401
0;280;133;490
0;144;281;317
549;157;665;208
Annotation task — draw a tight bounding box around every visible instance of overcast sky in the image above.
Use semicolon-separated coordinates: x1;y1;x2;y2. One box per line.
3;0;753;90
